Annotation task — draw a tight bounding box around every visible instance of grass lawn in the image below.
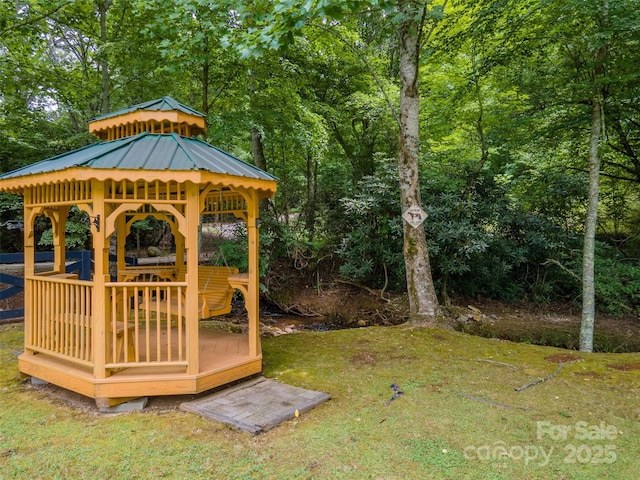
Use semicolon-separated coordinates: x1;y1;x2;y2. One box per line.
1;322;639;479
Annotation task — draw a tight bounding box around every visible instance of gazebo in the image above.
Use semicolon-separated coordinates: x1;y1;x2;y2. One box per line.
0;97;277;407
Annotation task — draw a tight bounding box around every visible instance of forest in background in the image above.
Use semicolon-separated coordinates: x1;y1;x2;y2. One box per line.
1;0;640;320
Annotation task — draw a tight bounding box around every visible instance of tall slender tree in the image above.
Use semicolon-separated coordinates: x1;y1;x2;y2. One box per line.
580;1;609;352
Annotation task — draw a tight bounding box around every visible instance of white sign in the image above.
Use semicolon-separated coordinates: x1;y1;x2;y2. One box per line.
403;205;428;228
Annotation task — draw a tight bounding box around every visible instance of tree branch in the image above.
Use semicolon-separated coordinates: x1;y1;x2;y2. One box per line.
419;0;448;52
542;259;580;282
308;23;400;124
336;279;391;303
515;361;576;392
0;1;72;38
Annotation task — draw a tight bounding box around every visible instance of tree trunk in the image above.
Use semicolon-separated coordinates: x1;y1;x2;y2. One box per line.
398;1;441;326
251;127;267;171
580;1;608;353
580;95;602;352
202;37;210;116
97;0;113;115
580;94;605;353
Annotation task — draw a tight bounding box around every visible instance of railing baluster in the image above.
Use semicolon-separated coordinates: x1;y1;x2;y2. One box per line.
24;277;188;369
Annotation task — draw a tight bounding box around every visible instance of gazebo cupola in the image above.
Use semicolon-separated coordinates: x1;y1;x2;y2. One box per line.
0;97;277;408
88;96;207;140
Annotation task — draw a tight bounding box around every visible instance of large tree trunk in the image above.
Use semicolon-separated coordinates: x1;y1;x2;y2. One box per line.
398;1;441;326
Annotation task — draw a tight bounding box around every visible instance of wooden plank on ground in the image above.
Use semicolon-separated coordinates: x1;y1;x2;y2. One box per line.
179;376;331;434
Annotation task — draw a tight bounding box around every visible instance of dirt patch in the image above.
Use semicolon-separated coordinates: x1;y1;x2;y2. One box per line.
350;352;377;366
24;377;249;414
262;259;408;327
607;363;640;371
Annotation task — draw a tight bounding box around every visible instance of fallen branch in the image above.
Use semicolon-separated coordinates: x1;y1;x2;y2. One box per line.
336;279;391;303
476;359;517;369
381;263;389;301
263;294;321;317
515;361;574;392
279;304;321;317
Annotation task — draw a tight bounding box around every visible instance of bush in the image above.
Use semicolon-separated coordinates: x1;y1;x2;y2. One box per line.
421;172;581;304
571;243;640;316
335;162;405;290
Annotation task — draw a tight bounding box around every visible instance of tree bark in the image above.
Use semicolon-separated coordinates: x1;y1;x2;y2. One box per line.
202;37;210;116
398;1;441;326
580;96;602;352
97;0;113;115
580;0;608;353
251;127;267;171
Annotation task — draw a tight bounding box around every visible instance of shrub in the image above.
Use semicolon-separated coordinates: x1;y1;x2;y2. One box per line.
336;162;405;290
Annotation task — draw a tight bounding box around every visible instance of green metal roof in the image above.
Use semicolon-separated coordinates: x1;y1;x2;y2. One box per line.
0;132;277;181
89;96;205;122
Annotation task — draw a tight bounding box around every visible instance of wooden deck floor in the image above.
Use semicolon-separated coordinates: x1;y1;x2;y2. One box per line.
111;326;253;376
19;326;262;403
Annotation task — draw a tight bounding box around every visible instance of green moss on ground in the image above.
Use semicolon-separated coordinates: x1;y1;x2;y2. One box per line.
1;323;639;479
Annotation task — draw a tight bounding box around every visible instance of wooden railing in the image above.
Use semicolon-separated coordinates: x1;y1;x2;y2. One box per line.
105;282;189;369
1;250;93;322
27;275;94;367
25;275;191;372
118;266;177;282
1;251;139;323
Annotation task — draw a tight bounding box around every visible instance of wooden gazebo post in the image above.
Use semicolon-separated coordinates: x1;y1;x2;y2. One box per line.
51;206;69;274
246;189;260;357
185;181;201;375
91;179;108;379
22;189;35;360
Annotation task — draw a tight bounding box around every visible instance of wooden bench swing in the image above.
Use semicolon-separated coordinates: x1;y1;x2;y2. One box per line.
197;265;239;317
119;208;253;324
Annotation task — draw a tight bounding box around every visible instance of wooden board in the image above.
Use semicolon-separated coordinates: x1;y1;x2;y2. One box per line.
179;376;331;434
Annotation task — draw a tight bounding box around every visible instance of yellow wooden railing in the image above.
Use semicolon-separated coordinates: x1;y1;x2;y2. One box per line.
105;282;189;369
26;275;191;372
27;275;94;367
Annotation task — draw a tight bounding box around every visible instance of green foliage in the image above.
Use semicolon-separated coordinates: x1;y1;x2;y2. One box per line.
420;171;582;304
204;218;277;292
2;0;640;332
336;159;405;289
37;207;91;250
0;193;23;251
576;244;640;316
125;217;173;254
